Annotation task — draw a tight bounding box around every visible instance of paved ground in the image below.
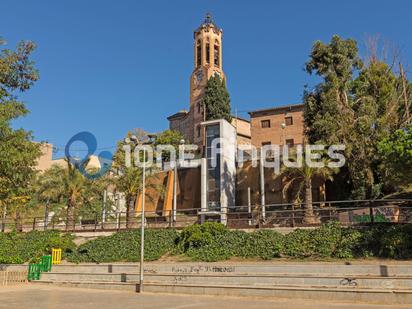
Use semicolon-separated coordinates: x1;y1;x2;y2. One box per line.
0;285;410;309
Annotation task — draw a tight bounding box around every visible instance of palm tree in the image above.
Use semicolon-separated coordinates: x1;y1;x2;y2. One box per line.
113;166;160;228
112;129;160;228
280;156;336;224
114;167;142;228
36;159;103;230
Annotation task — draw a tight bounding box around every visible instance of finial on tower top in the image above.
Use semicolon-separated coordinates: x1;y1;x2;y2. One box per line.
194;12;221;36
205;12;213;24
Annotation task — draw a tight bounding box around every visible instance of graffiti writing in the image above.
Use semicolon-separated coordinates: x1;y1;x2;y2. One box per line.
171;265;235;274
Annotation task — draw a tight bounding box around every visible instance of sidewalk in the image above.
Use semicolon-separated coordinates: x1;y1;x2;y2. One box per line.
0;285;410;309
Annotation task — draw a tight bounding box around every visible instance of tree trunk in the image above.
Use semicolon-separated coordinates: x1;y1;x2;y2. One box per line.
15;210;23;232
1;204;7;232
126;196;136;229
303;178;316;224
66;201;75;231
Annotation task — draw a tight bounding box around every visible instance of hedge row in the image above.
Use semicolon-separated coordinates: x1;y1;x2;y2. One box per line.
0;230;75;264
66;222;412;262
67;229;178;263
2;223;412;264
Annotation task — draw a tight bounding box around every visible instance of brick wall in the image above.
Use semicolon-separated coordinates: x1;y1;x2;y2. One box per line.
249;104;304;148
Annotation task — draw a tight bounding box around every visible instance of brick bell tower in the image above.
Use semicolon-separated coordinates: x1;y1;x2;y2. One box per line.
190;13;225;145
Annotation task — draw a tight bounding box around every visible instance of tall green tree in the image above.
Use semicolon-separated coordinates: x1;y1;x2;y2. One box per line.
154;129;184;161
0;39;41;227
201;75;232;123
378;124;412;189
304;35;411;199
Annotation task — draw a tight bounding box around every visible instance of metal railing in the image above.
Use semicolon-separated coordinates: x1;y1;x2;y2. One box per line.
1;199;411;232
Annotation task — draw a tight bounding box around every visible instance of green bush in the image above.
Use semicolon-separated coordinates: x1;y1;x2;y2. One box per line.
235;230;283;260
0;230;75;264
283;229;315;258
283;222;363;259
67;229;178;263
178;223;284;261
358;224;412;259
178;223;232;261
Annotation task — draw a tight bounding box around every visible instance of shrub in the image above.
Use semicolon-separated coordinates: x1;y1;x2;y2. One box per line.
361;224;412;259
67;229;178;263
178;223;284;261
282;222;363;259
0;230;75;264
283;229;315;258
178;223;232;261
235;230;283;260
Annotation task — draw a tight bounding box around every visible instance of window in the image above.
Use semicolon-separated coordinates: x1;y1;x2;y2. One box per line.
285;139;294;147
285;116;293;126
214;44;220;67
261;120;271;128
262;141;271;146
196;40;202;67
197;125;201;138
206;43;210;64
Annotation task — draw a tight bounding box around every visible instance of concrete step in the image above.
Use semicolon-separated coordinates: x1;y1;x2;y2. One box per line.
33;280;138;292
144;282;412;305
32;280;412;305
39;271;412;290
51;263;412;277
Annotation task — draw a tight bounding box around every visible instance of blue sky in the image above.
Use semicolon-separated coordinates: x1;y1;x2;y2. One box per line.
2;0;412;157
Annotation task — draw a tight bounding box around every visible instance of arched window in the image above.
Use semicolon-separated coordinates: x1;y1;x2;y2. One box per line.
214;43;220;67
206;43;210;64
196;40;202;67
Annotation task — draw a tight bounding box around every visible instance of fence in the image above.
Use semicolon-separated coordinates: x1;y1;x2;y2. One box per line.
0;269;28;286
1;199;411;232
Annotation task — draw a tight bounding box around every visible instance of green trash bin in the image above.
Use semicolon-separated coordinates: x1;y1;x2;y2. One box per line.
28;264;41;281
40;255;52;272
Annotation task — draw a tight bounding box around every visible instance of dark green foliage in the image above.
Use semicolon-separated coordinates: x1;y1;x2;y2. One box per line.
178;222;232;261
358;224;412;259
304;36;412;198
235;230;283;260
201;75;232;123
3;224;412;264
283;222;362;259
67;229;179;263
378;124;412;187
0;230;75;264
178;223;283;261
283;229;316;258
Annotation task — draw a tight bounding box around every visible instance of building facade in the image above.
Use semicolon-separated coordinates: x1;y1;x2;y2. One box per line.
248;103;304;148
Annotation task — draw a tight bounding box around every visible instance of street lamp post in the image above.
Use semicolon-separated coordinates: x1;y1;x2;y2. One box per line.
137;133;156;293
139;147;146;292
